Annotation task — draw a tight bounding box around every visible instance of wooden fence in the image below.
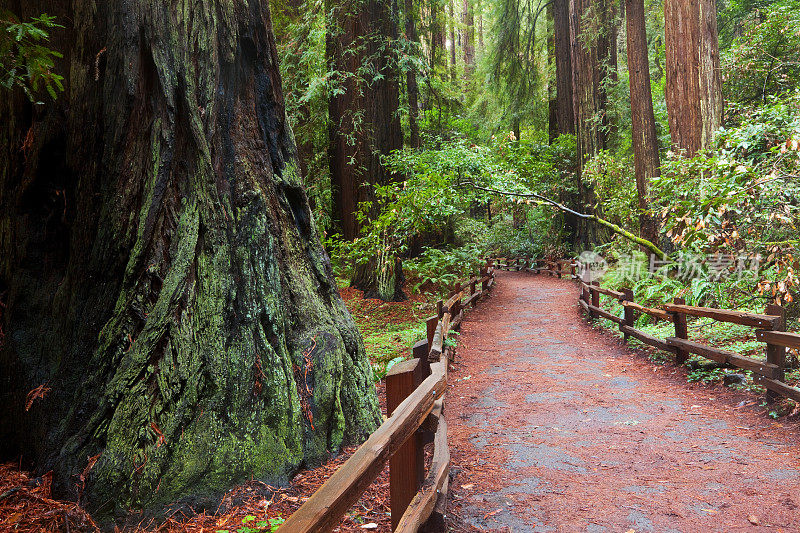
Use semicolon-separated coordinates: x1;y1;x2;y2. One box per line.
494;256;800;404
277;264;496;533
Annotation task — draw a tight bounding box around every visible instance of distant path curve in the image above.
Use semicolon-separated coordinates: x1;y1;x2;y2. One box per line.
446;270;800;532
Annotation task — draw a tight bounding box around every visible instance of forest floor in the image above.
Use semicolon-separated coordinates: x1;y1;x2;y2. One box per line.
445;270;800;532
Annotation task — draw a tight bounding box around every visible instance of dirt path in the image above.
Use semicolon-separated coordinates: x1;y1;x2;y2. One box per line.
445;271;800;532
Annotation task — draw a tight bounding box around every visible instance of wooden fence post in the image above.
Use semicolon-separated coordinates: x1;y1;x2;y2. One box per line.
765;303;786;401
386;358;425;530
470;278;477;306
451;282;462;319
621;288;634;342
590;281;600;319
426;316;438;353
670;297;689;365
437;299;444;320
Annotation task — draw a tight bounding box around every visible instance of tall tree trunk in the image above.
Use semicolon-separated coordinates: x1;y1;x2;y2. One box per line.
430;0;446;72
570;0;603;171
406;0;422;147
553;0;575;136
570;0;607;247
448;0;457;81
626;0;660;246
462;0;475;74
597;0;618;147
547;1;558;142
329;0;402;241
0;0;380;519
477;1;485;51
664;0;723;155
328;0;404;300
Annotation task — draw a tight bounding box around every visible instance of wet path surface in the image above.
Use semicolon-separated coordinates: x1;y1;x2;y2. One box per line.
446;271;800;532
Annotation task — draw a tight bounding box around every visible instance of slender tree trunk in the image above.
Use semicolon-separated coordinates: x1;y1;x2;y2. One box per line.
553;0;575;136
448;0;457;81
478;1;484;50
547;1;558;142
406;0;422;147
626;0;660;245
478;0;484;53
664;0;723;155
462;0;475;74
597;0;618;147
0;0;380;519
431;0;446;72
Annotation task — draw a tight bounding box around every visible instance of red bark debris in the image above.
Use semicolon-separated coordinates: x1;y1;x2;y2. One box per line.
24;383;50;412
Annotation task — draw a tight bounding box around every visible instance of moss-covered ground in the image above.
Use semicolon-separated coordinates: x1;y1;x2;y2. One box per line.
339;285;433;381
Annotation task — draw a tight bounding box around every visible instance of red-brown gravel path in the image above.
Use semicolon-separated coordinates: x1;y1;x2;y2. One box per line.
445;270;800;532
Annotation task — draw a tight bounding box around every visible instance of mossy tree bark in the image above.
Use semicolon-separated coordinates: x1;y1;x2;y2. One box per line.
0;0;380;520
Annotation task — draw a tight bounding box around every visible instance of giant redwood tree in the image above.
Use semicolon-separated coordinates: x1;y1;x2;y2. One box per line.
0;0;380;519
569;0;614;245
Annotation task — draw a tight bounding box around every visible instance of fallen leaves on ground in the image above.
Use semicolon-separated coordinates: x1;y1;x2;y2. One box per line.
0;464;99;532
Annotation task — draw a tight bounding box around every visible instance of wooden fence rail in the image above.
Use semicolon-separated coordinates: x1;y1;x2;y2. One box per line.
277;262;496;533
495;256;800;406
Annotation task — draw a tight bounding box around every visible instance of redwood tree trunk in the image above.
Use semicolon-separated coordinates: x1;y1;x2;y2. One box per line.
597;0;618;146
664;0;723;155
449;0;457;81
554;0;574;136
328;0;403;241
328;0;404;300
406;0;422;147
462;0;475;74
626;0;660;245
547;1;558;142
0;0;380;519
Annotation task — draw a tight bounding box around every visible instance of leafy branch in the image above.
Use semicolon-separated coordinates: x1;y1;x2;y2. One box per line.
455;180;668;259
0;11;64;102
